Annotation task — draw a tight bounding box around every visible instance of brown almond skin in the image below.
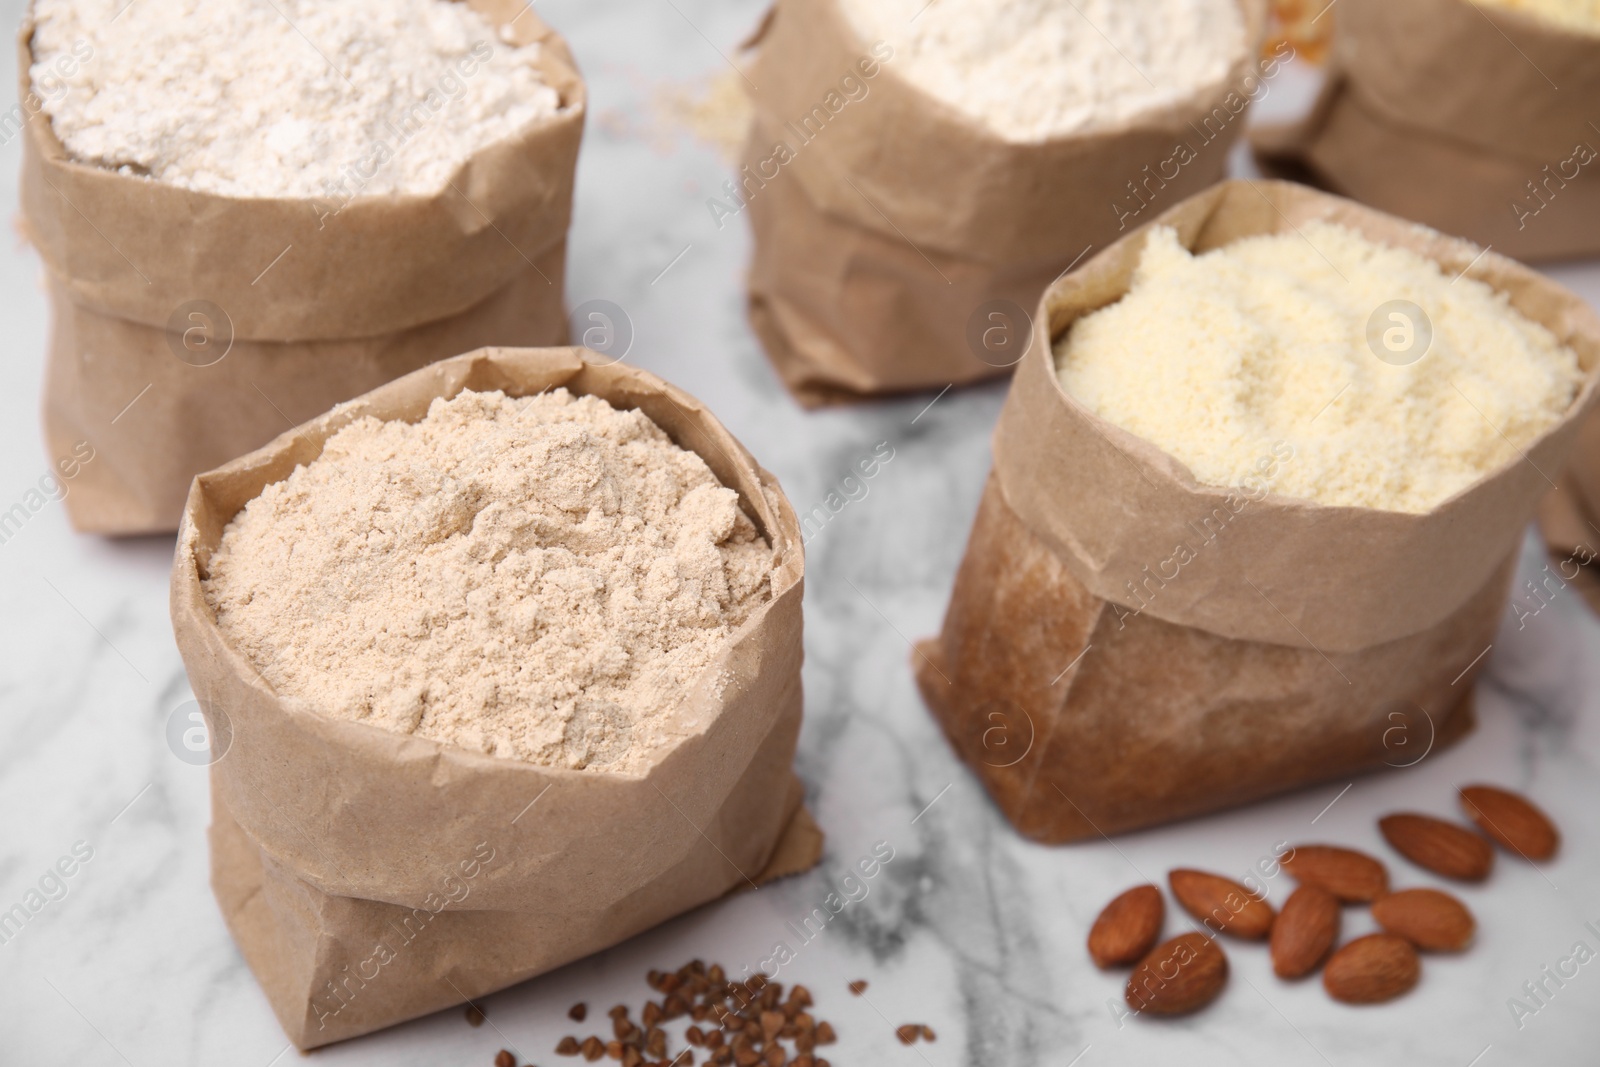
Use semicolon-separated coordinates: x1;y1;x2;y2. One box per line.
1281;845;1390;902
1169;869;1276;939
1271;885;1341;979
1372;889;1475;952
1125;933;1228;1016
1323;934;1421;1004
1379;814;1494;882
1460;785;1560;861
1088;885;1164;968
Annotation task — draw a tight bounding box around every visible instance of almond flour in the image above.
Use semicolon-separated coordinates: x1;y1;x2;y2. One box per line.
201;389;773;772
29;0;564;198
1055;223;1583;513
837;0;1247;142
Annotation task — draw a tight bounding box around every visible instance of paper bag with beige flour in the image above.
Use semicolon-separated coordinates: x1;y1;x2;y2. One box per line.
171;348;821;1048
914;181;1600;843
1252;0;1600;262
20;0;585;536
740;0;1269;407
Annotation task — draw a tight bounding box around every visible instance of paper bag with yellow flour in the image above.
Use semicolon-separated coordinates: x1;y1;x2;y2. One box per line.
915;181;1600;842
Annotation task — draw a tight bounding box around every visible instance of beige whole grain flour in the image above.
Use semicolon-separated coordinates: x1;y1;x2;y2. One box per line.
29;0;565;198
1055;223;1583;513
202;389;774;771
837;0;1247;141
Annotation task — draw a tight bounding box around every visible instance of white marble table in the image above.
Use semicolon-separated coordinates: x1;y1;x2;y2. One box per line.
2;2;1598;1064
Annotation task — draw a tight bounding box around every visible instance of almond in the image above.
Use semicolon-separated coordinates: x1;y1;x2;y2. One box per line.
1378;813;1494;882
1459;785;1560;862
1372;888;1475;952
1322;934;1420;1004
1280;845;1389;902
1087;884;1164;968
1169;869;1275;940
1124;933;1228;1015
1270;885;1340;979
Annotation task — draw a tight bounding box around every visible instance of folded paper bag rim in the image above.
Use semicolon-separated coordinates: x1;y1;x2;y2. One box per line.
171;346;816;914
1247;0;1600;263
1325;0;1600;164
17;0;588;341
995;178;1600;653
745;0;1271;263
738;0;1269;406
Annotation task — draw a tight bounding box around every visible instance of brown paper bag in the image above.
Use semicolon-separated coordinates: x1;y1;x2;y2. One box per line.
914;179;1600;843
741;0;1269;407
1537;412;1600;616
19;0;586;536
1253;0;1600;262
170;347;821;1048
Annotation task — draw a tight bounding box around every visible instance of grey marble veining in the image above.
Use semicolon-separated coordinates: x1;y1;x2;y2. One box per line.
2;1;1599;1064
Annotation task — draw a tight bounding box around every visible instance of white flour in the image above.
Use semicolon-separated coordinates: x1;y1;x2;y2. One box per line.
838;0;1248;141
29;0;565;199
